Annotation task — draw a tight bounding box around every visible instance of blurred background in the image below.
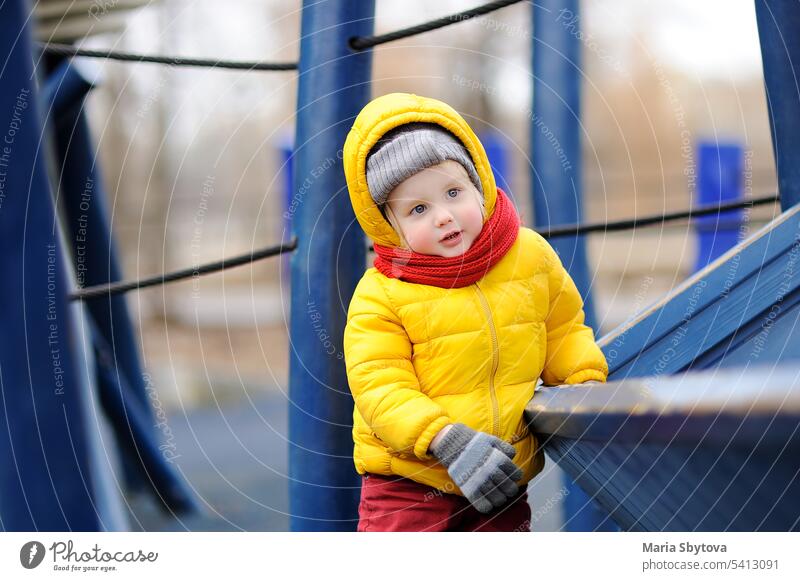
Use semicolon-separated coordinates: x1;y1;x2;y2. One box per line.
39;0;779;530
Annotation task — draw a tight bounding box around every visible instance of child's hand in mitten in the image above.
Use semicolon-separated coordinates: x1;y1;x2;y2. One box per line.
430;423;522;514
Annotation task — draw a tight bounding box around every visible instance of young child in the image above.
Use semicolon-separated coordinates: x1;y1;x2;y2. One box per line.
342;93;608;532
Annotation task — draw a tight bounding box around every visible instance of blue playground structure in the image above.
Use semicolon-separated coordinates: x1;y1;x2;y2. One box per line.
1;0;798;532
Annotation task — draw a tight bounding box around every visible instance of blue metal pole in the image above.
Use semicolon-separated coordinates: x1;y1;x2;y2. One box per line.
532;0;616;532
91;326;197;513
694;142;743;272
480;130;512;195
45;59;196;515
42;59;94;119
47;60;153;417
755;0;800;211
289;0;375;531
280;138;294;283
0;0;100;530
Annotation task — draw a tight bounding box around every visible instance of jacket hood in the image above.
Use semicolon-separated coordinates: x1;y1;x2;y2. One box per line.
343;93;497;248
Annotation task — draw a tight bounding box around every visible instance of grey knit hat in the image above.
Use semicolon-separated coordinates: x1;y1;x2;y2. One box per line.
365;122;483;207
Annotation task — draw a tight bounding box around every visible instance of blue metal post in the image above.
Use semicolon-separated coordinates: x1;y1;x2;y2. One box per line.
42;59;95;119
91;326;197;513
755;0;800;210
280;138;294;283
694;142;743;271
289;0;375;531
47;60;154;416
532;0;616;532
0;0;100;530
46;59;196;514
480;131;512;195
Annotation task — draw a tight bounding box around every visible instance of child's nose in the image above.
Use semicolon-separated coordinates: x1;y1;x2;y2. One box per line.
434;207;454;226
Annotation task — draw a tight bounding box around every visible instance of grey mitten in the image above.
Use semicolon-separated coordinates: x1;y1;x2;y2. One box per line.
430;423;522;514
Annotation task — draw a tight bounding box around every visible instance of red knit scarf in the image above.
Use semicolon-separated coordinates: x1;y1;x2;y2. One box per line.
373;187;520;288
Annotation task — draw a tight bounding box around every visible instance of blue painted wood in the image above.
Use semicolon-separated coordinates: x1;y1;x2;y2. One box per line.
548;437;800;531
528;368;800;530
600;204;800;377
532;0;614;532
690;288;800;370
288;0;375;531
0;0;99;530
755;0;800;210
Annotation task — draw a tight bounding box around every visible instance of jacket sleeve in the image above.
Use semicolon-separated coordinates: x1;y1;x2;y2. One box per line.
344;273;452;460
539;240;609;386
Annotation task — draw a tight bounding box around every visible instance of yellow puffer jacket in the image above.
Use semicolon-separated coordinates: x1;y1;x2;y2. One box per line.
342;93;608;494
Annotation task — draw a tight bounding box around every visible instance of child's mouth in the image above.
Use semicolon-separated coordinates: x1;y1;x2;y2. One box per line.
440;231;463;246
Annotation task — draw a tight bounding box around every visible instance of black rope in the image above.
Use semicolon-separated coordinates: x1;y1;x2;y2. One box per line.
70;238;298;301
68;195;777;299
538;194;779;239
40;42;298;71
350;0;527;50
364;194;779;251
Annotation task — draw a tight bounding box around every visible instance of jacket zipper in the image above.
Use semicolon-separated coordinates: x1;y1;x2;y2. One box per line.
473;283;500;437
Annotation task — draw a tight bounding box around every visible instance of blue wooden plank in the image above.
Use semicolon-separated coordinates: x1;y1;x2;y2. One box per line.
692;289;800;370
527;367;800;530
530;367;800;442
546;434;800;531
600;204;800;376
548;439;642;529
612;244;800;378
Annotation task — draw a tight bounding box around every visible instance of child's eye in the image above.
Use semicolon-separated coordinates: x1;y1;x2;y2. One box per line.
411;204;426;215
447;188;459;198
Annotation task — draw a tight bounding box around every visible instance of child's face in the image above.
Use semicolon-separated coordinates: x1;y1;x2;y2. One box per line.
385;160;484;257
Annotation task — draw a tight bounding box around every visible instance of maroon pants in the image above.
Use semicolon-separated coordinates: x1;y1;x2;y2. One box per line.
357;473;531;532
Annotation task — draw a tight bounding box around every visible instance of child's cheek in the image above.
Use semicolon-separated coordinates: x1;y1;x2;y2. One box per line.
408;224;425;245
404;226;423;252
